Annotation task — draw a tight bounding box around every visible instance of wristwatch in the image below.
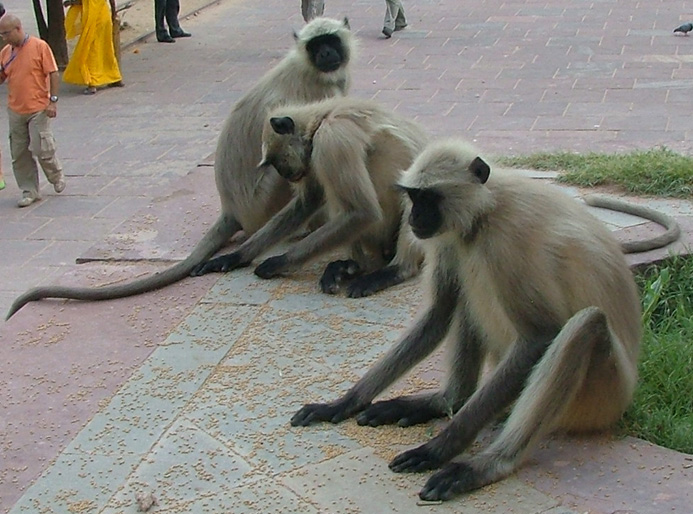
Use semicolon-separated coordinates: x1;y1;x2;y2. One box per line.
49;95;59;103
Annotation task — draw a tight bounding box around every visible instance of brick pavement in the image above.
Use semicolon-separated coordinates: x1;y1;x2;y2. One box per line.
0;0;691;512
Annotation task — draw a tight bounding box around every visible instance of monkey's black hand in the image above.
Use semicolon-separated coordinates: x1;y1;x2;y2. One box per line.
347;266;402;298
290;396;364;426
254;254;289;279
356;398;444;427
418;462;480;502
389;442;446;473
320;259;361;294
191;252;247;276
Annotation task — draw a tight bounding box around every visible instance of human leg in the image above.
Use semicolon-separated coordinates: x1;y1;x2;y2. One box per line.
27;111;65;194
154;0;174;42
383;0;407;37
8;109;41;205
166;0;191;38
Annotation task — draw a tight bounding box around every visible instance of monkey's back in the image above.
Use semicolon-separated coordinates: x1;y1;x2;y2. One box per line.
458;172;641;363
362;107;428;261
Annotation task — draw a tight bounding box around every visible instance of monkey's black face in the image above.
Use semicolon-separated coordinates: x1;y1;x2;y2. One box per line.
405;188;443;239
306;34;346;73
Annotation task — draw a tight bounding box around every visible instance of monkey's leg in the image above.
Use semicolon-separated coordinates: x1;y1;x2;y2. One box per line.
356;311;484;427
192;188;322;276
291;274;460;427
418;307;617;502
389;320;559;475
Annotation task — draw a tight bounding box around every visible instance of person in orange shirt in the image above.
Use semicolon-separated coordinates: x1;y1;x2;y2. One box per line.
0;13;65;207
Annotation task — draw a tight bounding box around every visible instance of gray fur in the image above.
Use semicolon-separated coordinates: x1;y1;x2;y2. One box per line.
292;139;643;502
192;97;428;295
6;17;354;320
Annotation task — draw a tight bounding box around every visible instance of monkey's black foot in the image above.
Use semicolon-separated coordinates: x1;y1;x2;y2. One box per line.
347;266;402;298
389;443;445;473
356;398;444;427
320;260;361;294
190;252;246;276
291;397;363;426
254;254;289;279
419;462;480;502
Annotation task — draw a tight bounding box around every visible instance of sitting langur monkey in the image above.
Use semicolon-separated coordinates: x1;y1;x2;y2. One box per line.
291;139;642;502
191;97;427;296
7;17;354;320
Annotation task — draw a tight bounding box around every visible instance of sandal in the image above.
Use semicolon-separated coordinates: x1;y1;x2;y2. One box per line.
83;86;97;95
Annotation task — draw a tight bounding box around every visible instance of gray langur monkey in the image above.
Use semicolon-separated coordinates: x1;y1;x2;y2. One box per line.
7;17;354;320
190;97;428;297
291;139;643;502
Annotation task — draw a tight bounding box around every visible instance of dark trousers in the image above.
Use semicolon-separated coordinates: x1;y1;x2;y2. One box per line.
155;0;183;37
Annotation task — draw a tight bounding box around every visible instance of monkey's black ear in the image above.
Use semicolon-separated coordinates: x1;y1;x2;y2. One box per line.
343;17;350;29
293;30;299;41
469;156;490;184
270;116;296;135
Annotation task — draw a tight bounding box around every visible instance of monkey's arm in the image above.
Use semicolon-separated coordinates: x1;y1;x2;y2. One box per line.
583;194;680;253
356;309;485;428
191;184;323;276
290;268;459;426
255;138;384;278
389;332;554;473
254;206;378;278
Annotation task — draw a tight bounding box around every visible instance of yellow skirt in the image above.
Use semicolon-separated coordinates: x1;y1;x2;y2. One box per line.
63;0;122;87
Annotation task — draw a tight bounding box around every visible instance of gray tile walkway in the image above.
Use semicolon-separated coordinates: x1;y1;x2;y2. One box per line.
1;0;692;512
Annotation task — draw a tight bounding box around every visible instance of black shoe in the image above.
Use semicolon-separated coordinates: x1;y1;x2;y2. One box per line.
157;33;175;43
170;29;191;38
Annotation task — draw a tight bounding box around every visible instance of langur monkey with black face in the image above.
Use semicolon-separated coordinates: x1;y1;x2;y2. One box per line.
7;18;354;320
292;139;643;502
191;97;427;297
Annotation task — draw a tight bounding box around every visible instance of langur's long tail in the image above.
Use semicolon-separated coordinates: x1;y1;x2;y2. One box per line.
6;214;240;320
583;194;681;253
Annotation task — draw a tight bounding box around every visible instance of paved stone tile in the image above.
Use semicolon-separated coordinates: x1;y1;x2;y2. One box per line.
8;451;142;514
97;419;269;513
78;167;219;263
519;436;693;514
0;263;216;510
26;240;96;267
282;447;563;514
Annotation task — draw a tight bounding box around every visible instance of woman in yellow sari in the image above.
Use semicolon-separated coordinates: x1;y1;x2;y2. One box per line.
64;0;123;94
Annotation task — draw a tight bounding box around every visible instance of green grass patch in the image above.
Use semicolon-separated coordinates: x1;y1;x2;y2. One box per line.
498;147;693;198
619;256;693;454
